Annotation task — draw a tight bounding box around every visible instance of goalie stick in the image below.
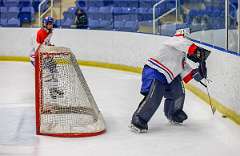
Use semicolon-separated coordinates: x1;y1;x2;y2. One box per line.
199;80;216;115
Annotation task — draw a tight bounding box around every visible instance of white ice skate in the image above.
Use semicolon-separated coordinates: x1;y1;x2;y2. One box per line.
168;120;183;126
129;124;148;133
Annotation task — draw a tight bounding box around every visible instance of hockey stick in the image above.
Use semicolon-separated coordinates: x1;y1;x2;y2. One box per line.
199;80;216;115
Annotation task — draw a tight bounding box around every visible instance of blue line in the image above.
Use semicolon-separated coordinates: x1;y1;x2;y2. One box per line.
189;38;240;56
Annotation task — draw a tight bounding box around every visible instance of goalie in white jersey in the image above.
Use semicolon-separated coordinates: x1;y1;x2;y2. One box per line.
130;28;211;133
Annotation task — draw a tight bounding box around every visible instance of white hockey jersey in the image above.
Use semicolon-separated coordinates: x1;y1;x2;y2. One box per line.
146;35;196;84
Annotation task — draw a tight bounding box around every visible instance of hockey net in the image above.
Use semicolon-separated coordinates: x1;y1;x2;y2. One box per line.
35;45;106;137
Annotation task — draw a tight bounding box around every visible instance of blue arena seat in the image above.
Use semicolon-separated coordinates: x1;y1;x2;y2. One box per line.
121;7;138;14
7;17;20;27
0;7;7;19
88;0;104;7
63;11;75;20
114;14;126;21
99;6;113;14
138;7;152;21
0;0;4;7
99;6;113;21
113;0;124;8
87;7;101;20
114;20;125;30
19;0;32;7
3;0;20;7
124;21;138;32
88;6;99;14
7;7;20;19
113;7;123;14
88;19;101;29
126;0;138;8
0;18;7;26
68;7;78;14
75;0;86;8
32;0;41;11
115;14;137;21
103;0;113;6
19;6;35;23
32;0;47;12
99;19;113;29
139;0;156;8
54;19;62;28
61;17;74;28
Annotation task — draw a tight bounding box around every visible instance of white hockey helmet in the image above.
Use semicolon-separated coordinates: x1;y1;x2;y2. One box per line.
175;28;191;37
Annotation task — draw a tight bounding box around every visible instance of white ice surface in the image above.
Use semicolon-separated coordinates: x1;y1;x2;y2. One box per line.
0;62;239;156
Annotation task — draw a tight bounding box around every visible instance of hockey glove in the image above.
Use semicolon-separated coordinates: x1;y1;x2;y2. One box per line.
192;61;207;82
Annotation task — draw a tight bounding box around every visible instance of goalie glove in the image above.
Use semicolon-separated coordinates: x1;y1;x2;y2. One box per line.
187;45;211;63
192;61;207;82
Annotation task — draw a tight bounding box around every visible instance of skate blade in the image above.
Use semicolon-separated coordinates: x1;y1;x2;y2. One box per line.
169;120;183;126
129;124;147;133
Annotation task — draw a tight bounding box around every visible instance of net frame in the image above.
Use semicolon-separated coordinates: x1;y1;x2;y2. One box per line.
35;45;106;137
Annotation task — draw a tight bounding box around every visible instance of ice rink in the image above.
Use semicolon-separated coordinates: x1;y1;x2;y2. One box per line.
0;61;239;156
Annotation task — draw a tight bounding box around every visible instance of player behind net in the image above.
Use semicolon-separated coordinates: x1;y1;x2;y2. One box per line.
130;28;211;133
30;16;64;99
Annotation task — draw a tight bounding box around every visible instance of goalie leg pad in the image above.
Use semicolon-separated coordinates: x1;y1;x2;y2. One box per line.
130;115;148;132
171;110;188;123
131;79;165;129
164;76;187;123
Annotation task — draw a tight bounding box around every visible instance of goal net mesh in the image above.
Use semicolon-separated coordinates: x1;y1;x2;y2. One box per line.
35;45;105;137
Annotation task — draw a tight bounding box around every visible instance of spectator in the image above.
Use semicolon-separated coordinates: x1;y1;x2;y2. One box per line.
74;8;88;29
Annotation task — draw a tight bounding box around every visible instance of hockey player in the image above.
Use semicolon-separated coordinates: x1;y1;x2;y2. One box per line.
130;28;211;133
30;16;64;99
30;16;55;65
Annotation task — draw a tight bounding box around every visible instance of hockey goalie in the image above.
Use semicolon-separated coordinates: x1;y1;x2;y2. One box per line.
130;28;211;133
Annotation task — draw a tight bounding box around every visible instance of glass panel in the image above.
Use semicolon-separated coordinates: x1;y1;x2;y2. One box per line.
179;0;226;49
152;0;179;36
228;0;238;52
180;0;205;42
55;0;78;29
208;0;225;49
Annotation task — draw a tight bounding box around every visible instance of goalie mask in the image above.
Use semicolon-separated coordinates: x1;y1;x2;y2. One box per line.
175;28;191;37
187;44;211;63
